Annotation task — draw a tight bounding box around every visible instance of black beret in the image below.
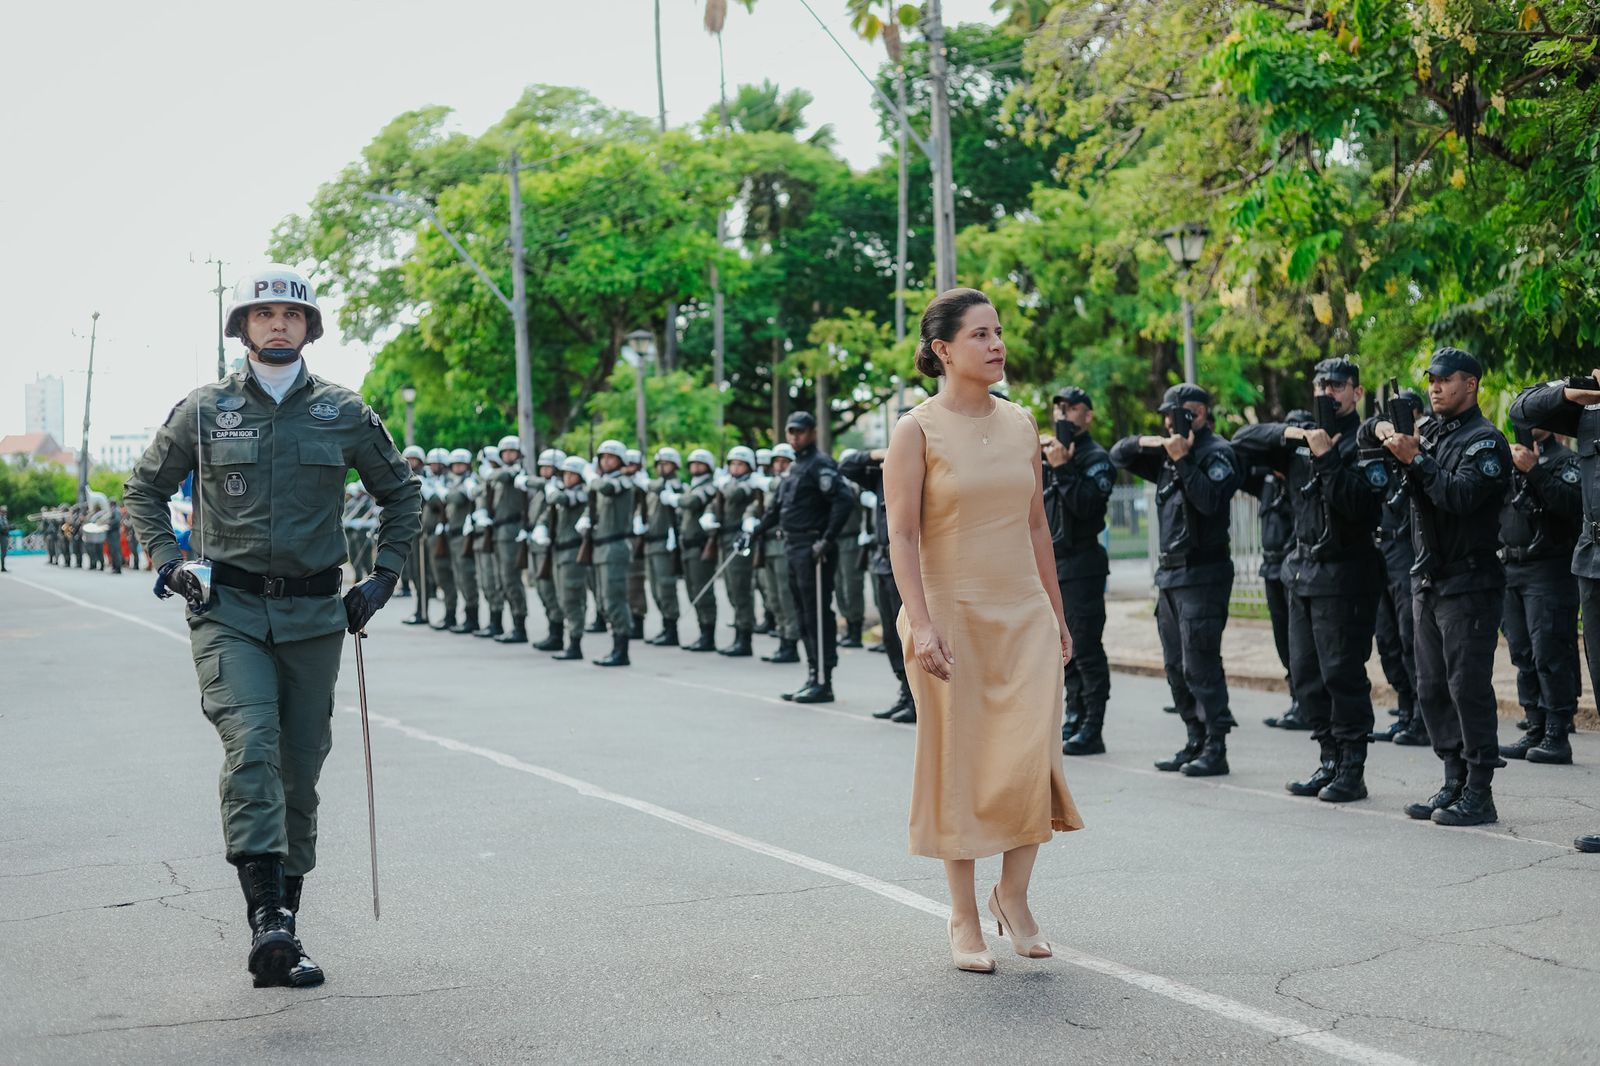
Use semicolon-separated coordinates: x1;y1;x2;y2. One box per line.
1285;409;1316;428
1159;383;1212;412
1425;347;1483;379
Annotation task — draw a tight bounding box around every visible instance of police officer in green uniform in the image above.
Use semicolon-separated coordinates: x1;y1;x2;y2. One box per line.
0;505;9;572
124;265;420;989
526;448;567;650
643;447;685;645
587;440;635;666
398;446;426;605
717;446;760;656
104;497;123;573
623;449;650;639
443;448;481;634
472;447;505;638
488;435;529;645
752;448;777;633
758;443;802;664
831;456;866;648
541;455;591;660
412;449;452;627
678;449;721;652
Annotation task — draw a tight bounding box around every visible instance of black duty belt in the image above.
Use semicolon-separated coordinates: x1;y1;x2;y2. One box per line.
1158;546;1229;569
1428;551;1500;581
1501;545;1564;564
493;516;520;528
640;533;670;543
556;537;583;551
592;532;630;546
212;560;342;599
1589;519;1600;544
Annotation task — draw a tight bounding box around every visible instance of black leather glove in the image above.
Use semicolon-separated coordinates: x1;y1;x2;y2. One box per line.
154;559;201;602
343;566;399;634
810;538;832;560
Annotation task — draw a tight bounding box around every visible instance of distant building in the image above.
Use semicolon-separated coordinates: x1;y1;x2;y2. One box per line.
0;432;78;474
101;429;158;472
24;374;65;444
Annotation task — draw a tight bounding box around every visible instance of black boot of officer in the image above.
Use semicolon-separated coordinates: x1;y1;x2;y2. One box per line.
1181;729;1229;777
1576;834;1600;854
1264;699;1310;730
593;632;630;667
433;608;457;632
475;608;504;639
783;661;818;701
1063;704;1106;756
683;621;717;652
1433;765;1498;826
763;638;800;663
1527;710;1574;764
552;634;584;661
282;875;325;988
236;857;300;988
450;607;478;635
1390;710;1430;746
534;623;564;651
838;622;863;649
1500;708;1544;759
495;614;528;644
874;678;912;720
647;620;679;646
587;613;608;634
1156;720;1205;772
1318;742;1368;803
718;629;753;657
1288;741;1340;796
1404;759;1466;820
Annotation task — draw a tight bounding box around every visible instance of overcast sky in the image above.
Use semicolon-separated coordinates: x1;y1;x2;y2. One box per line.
2;0;999;456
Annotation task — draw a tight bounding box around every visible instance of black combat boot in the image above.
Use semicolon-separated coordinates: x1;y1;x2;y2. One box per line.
630;614;646;640
754;611;776;636
874;679;913;720
236;857;300;988
718;629;753;657
552;635;584;661
763;638;800;663
586;614;608;634
683;622;717;652
495;616;528;644
1288;743;1340;796
791;672;835;704
1576;834;1600;853
1391;711;1430;746
1062;702;1085;741
450;608;478;635
401;604;429;626
475;610;504;639
1264;700;1309;730
838;623;863;649
1500;708;1544;760
1181;733;1230;777
1433;784;1497;826
281;875;325;988
1318;743;1368;803
1155;722;1205;772
533;623;564;651
432;609;457;632
593;633;630;667
1527;710;1574;765
1063;705;1106;756
1369;706;1416;742
647;620;680;646
1404;765;1465;820
782;663;819;701
889;699;917;724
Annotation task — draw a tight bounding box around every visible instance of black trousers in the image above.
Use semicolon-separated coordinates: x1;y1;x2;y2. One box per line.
1581;577;1600;708
1060;575;1110;715
1414;585;1503;777
1374;566;1417;712
1503;573;1581;716
787;543;838;678
873;570;906;680
1263;575;1291;684
1155;580;1232;737
1287;588;1378;747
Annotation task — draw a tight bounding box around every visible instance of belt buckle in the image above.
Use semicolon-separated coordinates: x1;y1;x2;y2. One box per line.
262;576;287;598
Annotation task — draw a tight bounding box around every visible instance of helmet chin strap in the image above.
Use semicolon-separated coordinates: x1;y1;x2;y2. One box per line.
248;340;303;366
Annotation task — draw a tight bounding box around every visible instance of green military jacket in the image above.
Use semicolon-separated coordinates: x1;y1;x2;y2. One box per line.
678;473;718;550
588;470;635;563
757;474;785;548
421;471;449;535
124;363;421;643
718;476;758;546
836;477;862;539
444;474;478;535
490;466;528;544
524;473;550;532
643;476;683;557
547;482;588;564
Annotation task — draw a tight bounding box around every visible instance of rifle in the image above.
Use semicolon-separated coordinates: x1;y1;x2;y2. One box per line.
751;488;767;570
700;487;723;564
576;488;597;566
515;533;529;572
631;480;650;561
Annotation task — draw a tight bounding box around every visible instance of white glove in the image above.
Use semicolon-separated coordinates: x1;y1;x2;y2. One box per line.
576;514;592;534
545;480;561;502
741;515;758;534
659;488;680;507
532;525;551;548
666;528;678;552
633;471;650;490
857;529;873;546
860;490;878;509
462;515;476;535
749;473;769;492
515;527;528;542
434;522;446;536
713;470;730;489
633;515;648;536
698;511;720;532
514;472;529;491
473;508;491;526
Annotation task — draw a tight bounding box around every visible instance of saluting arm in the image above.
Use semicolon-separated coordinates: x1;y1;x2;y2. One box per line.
1509;382;1580;437
1109;436;1163;483
1526;454;1582;517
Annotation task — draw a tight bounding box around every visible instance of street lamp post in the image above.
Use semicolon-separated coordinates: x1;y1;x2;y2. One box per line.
1158;222;1209;384
623;329;656;453
77;312;100;506
401;386;418;447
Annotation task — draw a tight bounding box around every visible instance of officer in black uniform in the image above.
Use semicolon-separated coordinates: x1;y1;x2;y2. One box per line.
1111;383;1241;777
840;443;915;723
1372;348;1511;826
1502;406;1584;763
1248;409;1308;730
1234;359;1386;803
746;411;853;704
1043;388;1115;755
1369;391;1428;745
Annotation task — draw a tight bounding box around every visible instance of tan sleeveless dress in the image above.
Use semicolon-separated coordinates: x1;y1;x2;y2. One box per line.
897;398;1084;859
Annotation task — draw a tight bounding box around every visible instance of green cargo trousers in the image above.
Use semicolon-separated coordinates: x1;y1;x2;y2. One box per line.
427;531;456;609
478;537;505;616
720;534;755;631
833;534;865;628
555;555;589;631
596;545;632;633
448;535;478;617
647;551;680;623
495;531;526;621
536;574;563;629
761;548;801;641
682;545;718;628
190;621;343;877
628;553;648;620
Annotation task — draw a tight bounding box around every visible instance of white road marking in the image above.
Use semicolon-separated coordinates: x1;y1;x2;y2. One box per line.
11;574;1436;1065
7;574;190;645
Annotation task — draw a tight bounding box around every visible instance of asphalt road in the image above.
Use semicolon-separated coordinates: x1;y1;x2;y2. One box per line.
3;554;1597;1066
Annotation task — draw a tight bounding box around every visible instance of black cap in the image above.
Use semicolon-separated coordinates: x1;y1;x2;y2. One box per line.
1313;357;1360;386
785;411;817;431
1285;408;1315;428
1424;346;1482;379
1159;383;1212;412
1053;387;1093;409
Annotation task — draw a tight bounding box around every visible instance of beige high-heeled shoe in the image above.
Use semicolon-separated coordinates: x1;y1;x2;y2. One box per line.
947;918;996;973
988;887;1053;959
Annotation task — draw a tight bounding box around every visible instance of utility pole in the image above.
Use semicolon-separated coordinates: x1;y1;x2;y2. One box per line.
207;257;228;380
926;0;957;293
895;66;909;344
655;0;678;373
711;31;730;456
77;312;100;506
507;150;536;457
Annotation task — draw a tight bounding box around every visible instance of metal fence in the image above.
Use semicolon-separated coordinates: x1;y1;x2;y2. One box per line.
1108;483;1265;608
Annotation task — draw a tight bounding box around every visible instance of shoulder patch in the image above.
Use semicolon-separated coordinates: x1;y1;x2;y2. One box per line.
1206;459;1232;483
1561;466;1580;484
1464;438;1498;456
1476;452;1503;478
369;408;382;428
216;395;246;411
1086;461;1112;478
1364;463;1390;489
819;469;836;493
309;402;340;421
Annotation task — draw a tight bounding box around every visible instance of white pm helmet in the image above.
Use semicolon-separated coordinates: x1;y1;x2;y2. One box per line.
687;448;716;468
480;445;501;466
654;446;683;468
448;447;473;465
426;447;450;465
755;448;773;466
726;446;756;468
561;455;588;475
402;445;426;462
223;265;324;347
771;443;796;461
597;439;629;460
497;435;522;455
537;448;561;467
624;448;643;466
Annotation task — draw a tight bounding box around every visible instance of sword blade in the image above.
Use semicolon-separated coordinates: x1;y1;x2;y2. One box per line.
354;631;381;920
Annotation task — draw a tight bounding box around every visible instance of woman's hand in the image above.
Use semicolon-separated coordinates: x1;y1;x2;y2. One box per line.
911;622;955;682
1058;617;1074;665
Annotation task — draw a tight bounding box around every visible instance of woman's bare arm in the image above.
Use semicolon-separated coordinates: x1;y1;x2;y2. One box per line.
884;412;953;681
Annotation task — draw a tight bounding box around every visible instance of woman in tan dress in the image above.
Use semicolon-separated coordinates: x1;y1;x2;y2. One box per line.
884;288;1084;974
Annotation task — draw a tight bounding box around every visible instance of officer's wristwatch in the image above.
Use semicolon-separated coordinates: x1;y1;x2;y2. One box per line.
1409;452;1425;467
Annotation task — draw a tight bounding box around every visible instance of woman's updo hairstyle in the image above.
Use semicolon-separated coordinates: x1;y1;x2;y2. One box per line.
914;287;993;378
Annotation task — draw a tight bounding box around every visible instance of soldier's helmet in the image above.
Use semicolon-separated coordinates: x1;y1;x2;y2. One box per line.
687;448;716;468
561;455;588;475
755;448;773;465
480;445;501;466
772;443;796;461
597;439;629;460
727;446;756;468
448;447;473;465
223;265;323;342
426;447;450;465
537;448;561;467
655;447;683;468
497;435;522;455
624;448;643;466
402;445;426;462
